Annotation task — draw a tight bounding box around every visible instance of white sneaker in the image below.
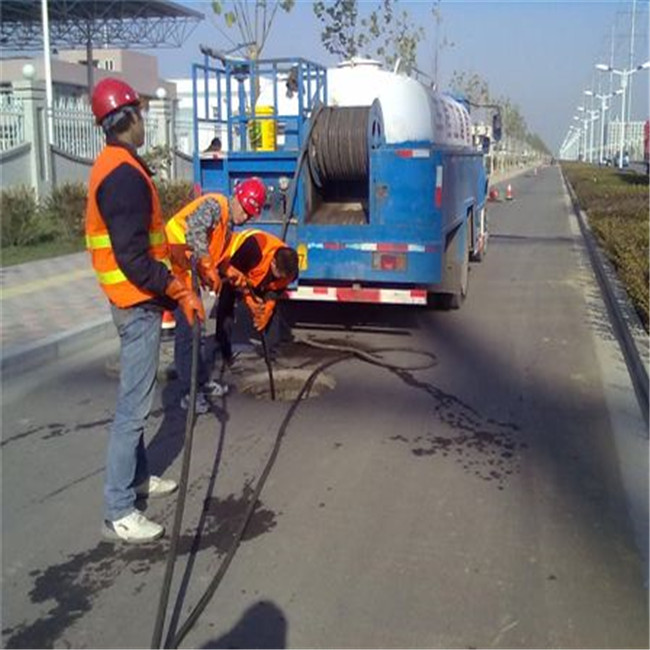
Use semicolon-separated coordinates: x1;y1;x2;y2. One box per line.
102;511;164;544
135;475;178;499
202;380;229;397
180;392;210;414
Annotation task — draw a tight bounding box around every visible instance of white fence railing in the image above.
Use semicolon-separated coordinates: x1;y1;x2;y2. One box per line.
1;95;194;159
52;97;104;159
0;94;25;151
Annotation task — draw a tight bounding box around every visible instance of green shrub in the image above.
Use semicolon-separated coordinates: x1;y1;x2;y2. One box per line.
0;185;55;247
42;182;87;242
562;162;649;330
156;179;195;222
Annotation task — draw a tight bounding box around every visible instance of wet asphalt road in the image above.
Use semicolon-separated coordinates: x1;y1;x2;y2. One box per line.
2;165;648;649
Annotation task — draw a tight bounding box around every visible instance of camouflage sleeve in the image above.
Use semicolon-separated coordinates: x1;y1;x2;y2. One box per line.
185;197;221;258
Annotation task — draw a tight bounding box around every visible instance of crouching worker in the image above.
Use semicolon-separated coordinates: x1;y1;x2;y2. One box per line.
86;78;204;544
164;178;266;413
216;229;299;365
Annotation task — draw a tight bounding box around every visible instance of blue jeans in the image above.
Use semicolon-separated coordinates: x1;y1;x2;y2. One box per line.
173;305;210;395
105;305;162;521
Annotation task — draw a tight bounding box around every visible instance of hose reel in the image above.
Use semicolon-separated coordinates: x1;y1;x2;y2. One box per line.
307;100;384;190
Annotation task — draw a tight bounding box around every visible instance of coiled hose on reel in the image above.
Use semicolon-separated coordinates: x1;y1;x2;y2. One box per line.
307;106;370;187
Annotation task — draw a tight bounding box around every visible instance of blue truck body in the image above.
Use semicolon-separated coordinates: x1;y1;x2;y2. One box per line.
192;55;488;307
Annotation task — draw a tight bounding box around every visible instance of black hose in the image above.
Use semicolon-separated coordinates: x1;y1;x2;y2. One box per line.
151;262;202;649
168;342;437;648
260;329;276;401
169;353;348;648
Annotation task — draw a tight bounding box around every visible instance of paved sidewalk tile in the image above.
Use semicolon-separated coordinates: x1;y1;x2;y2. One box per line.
1;253;111;355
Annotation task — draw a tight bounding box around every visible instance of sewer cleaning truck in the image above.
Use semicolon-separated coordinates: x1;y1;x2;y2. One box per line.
191;53;499;308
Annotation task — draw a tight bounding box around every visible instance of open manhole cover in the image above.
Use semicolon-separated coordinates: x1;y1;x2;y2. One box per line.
239;368;336;401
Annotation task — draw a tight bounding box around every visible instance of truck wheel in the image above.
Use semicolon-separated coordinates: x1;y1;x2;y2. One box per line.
447;250;468;309
470;207;487;262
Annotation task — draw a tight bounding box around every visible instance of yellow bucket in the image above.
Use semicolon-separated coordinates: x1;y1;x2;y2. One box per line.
254;105;276;151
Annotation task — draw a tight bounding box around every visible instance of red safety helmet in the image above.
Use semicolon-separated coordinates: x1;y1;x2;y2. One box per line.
91;78;140;124
234;177;266;217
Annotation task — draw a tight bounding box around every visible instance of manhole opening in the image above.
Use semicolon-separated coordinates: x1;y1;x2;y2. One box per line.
239;369;336;401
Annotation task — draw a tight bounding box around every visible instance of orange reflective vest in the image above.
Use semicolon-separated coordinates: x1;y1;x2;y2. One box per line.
219;229;290;293
85;146;170;308
165;193;230;271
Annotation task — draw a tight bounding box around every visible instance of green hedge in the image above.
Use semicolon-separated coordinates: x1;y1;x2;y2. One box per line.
1;179;196;265
562;162;648;330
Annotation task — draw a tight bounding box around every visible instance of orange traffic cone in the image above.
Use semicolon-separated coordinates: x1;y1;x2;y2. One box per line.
161;310;176;340
505;184;514;200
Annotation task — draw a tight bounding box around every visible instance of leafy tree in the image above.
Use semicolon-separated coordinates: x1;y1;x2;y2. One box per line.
211;0;295;59
497;97;527;142
313;0;423;74
449;70;490;105
431;0;453;88
313;0;362;60
449;70;550;154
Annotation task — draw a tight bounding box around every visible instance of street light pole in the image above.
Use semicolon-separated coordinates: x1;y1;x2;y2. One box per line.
596;60;650;169
593;90;620;164
618;74;628;168
577;106;589;162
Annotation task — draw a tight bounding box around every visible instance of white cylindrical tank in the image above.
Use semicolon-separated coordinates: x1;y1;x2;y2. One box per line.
256;58;473;148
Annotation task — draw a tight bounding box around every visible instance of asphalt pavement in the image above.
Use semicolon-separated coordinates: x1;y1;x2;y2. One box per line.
2;164;647;649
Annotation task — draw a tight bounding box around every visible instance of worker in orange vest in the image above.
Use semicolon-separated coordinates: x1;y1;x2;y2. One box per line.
216;229;299;365
86;78;204;544
164;178;267;413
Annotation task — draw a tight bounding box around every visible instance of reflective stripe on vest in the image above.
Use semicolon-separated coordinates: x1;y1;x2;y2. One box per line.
86;231;166;250
85;145;170;307
95;258;171;285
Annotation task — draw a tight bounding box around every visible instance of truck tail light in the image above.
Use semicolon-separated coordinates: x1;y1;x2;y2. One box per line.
372;252;407;271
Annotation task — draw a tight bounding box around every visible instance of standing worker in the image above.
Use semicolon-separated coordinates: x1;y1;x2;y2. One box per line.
164;178;267;413
216;229;299;364
86;78;204;544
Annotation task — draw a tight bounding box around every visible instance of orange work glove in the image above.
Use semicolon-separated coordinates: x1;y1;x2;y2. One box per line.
165;276;205;326
244;295;276;332
197;255;221;293
169;243;191;272
254;300;276;331
224;266;249;291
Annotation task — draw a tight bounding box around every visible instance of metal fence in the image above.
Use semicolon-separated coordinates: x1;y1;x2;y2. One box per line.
51;97;104;159
0;94;25;151
0;94;192;159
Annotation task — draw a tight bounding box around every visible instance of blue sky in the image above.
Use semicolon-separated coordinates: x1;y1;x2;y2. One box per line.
147;1;650;153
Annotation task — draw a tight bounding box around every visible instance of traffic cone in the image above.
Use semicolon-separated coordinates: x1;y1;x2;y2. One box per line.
161;310;176;340
488;188;499;202
505;184;514;200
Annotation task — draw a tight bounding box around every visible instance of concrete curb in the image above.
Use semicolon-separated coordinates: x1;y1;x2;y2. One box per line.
1;317;115;378
561;168;649;427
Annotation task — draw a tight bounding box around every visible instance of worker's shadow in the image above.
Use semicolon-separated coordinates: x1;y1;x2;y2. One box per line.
200;600;288;649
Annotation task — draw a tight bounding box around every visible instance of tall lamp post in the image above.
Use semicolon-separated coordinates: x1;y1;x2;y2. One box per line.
595;60;650;168
583;90;597;163
565;125;581;160
576;107;589;162
585;89;623;164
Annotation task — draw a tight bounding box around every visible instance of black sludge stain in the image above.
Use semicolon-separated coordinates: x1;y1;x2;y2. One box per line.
388;369;525;490
3;487;277;649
